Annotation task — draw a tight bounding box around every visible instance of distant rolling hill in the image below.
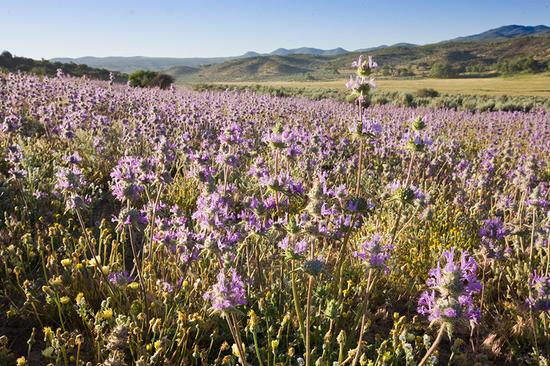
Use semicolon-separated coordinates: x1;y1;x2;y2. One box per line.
49;24;550;82
0;51;127;82
166;35;550;83
270;47;349;56
49;56;233;73
50;48;350;73
449;24;550;42
164;54;330;82
355;43;417;53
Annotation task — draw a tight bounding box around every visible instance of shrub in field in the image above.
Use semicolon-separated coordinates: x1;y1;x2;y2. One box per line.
128;69;158;87
401;93;416;107
416;88;440;98
0;69;549;365
148;73;175;90
128;70;174;89
193;83;550;113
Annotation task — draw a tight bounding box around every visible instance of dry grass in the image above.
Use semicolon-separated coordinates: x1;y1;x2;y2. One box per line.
215;73;550;96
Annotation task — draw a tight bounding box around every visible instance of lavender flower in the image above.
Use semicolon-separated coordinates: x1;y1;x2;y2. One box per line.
479;217;509;258
350;117;383;139
404;131;432;153
527;272;550;312
55;165;86;193
346;55;378;101
204;268;246;311
110;156;146;203
388;181;426;206
417;249;481;324
113;207;148;229
526;182;549;209
278;236;308;256
351;55;378;76
353;234;393;272
6;144;26;178
108;271;131;286
55;153;90;210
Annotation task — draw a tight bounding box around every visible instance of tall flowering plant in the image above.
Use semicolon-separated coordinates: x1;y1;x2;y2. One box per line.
416;248;481;366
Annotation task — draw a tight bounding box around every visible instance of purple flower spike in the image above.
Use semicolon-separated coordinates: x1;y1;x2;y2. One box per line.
204;268;246;311
418;248;481;324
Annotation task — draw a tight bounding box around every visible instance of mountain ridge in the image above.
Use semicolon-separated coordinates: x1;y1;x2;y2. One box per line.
45;24;550;78
449;24;550;42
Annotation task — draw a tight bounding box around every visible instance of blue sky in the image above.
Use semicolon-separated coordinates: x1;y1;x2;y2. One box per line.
2;0;549;59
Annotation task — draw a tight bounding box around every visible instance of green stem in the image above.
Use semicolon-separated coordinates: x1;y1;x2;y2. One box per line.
252;331;265;366
351;269;375;366
305;275;314;366
291;262;306;342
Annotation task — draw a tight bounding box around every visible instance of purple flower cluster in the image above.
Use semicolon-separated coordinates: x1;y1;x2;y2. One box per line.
6;144;26;178
150;203;200;263
258;171;304;196
403;131;433;153
110;155;168;203
526;182;549;210
527;272;550;312
55;165;86;194
238;197;275;235
113;207;148;228
192;184;242;252
418;249;481;323
108;271;131;286
55;152;90;210
1;113;22;133
278;235;309;256
350;116;383;140
388;181;426;206
479;217;509;258
301;175;364;239
346;55;378;101
262;123;303;159
189;150;216;184
204;268;246;311
353;233;393;273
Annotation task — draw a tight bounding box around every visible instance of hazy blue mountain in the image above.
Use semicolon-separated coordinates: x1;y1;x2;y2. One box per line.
50;25;548;73
449;25;550;42
50;56;234;73
242;51;262;57
269;47;349;56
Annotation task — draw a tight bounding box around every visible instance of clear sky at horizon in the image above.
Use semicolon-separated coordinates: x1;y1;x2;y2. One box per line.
2;0;549;59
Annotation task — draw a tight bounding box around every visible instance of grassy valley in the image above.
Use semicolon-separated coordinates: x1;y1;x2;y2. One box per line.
165;36;550;84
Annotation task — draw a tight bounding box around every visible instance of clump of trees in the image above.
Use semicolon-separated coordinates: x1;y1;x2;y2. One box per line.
380;65;414;77
496;56;548;74
0;50;127;82
128;70;174;89
430;62;462;78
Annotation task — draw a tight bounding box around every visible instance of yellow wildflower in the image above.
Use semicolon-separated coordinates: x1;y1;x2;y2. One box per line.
100;309;113;320
60;258;72;267
87;256;101;267
50;276;63;286
154;340;162;350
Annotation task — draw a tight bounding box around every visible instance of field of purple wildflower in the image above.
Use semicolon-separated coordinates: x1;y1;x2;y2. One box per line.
0;57;549;365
